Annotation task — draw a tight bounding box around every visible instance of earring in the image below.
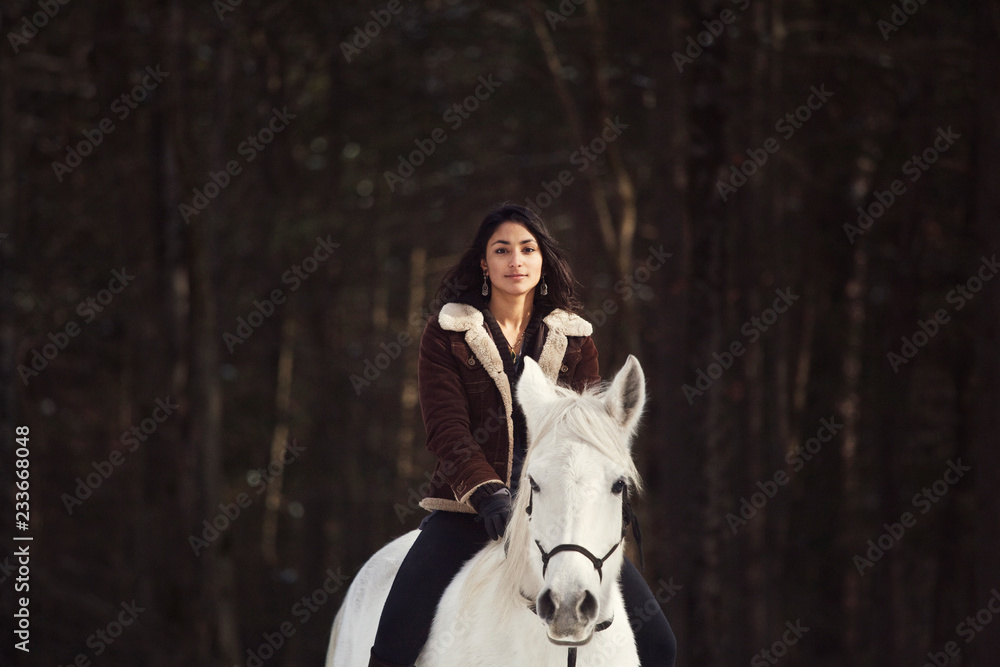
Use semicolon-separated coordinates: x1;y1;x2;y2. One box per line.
482;271;490;297
540;275;548;296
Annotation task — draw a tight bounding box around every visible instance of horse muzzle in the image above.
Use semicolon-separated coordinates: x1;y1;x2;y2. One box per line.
537;587;599;646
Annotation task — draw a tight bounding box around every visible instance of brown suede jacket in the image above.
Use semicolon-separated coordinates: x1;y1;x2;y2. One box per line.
417;302;600;515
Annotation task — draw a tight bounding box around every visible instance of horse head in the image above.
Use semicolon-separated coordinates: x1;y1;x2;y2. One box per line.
510;355;645;647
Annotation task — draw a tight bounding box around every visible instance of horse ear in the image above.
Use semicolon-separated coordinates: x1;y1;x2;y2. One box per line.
517;357;558;427
605;355;645;437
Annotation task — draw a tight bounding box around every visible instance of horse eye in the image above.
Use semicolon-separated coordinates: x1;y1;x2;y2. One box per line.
612;479;626;495
529;476;540;492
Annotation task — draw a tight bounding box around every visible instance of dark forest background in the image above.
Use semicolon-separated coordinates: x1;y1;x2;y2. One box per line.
1;0;999;665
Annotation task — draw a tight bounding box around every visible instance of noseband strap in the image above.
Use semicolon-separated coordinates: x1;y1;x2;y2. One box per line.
535;538;623;583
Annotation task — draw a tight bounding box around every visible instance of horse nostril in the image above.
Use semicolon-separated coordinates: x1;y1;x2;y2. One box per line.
537;589;556;622
578;590;598;622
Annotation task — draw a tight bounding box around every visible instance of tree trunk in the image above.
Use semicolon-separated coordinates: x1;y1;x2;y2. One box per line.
971;3;1000;664
640;0;692;660
527;0;640;359
146;1;195;663
838;166;872;661
683;2;731;661
262;316;298;563
396;244;427;480
190;19;240;664
0;27;19;667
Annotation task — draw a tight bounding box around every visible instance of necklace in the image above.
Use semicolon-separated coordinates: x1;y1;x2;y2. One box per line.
507;331;525;362
503;312;530;363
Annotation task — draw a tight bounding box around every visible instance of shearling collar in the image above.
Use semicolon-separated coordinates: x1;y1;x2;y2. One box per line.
540;307;593;338
438;302;593;338
435;302;593;491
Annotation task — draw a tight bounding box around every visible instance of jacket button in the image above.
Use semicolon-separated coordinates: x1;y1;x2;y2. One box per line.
468;357;476;366
561;364;569;373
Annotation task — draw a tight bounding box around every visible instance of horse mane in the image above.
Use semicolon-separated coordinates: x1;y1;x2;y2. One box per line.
461;381;643;623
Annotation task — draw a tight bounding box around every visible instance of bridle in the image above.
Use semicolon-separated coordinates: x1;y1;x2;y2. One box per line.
525;479;644;574
523;481;644;667
535;538;622;584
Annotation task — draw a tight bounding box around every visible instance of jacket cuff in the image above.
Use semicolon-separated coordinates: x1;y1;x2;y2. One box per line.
459;478;505;509
468;482;507;512
419;497;478;514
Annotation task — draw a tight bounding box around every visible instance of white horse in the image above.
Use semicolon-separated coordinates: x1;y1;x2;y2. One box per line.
327;355;647;667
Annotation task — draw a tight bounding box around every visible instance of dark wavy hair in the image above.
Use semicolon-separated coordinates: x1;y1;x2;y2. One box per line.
434;204;583;314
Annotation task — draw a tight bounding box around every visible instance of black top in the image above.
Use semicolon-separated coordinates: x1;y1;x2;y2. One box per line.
480;304;553;495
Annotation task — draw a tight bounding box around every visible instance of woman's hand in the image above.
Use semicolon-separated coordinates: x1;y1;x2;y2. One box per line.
474;486;512;540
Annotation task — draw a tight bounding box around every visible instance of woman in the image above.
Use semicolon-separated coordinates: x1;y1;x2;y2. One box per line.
369;204;676;666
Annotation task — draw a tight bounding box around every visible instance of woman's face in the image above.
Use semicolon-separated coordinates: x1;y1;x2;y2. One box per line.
480;221;544;300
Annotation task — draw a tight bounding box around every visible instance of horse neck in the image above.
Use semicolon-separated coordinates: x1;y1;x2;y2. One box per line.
450;536;523;630
498;483;544;601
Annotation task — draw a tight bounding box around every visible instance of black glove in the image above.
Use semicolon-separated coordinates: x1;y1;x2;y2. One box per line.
474;486;512;541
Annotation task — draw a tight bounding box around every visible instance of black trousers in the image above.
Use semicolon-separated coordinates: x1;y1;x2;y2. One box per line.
372;511;676;666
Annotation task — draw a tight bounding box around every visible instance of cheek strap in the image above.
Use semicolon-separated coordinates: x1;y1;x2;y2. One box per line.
621;485;644;571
